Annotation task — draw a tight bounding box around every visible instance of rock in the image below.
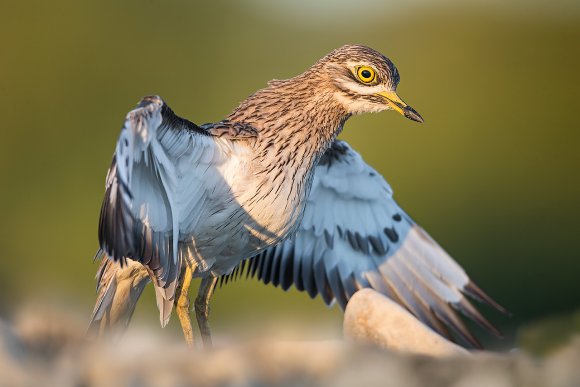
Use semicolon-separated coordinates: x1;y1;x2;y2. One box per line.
542;336;580;387
0;318;28;385
343;288;469;356
0;303;578;386
13;304;86;356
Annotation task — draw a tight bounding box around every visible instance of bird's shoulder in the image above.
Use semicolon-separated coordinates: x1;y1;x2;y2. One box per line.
200;120;258;139
129;95;258;141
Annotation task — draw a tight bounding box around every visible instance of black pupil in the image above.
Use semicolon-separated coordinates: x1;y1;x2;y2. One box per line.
361;69;372;79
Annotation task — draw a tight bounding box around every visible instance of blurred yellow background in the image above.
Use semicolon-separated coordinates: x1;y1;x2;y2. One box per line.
0;0;578;349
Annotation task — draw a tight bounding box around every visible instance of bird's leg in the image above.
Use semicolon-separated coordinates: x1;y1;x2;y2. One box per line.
175;264;195;349
194;276;218;349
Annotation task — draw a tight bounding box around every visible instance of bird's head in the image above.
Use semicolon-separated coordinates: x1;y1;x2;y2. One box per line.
310;45;423;123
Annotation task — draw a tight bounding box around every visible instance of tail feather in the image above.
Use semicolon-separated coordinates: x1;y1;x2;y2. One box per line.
153;283;175;328
87;255;151;339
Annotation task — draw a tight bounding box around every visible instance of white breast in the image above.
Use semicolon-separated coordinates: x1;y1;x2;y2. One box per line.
182;139;310;276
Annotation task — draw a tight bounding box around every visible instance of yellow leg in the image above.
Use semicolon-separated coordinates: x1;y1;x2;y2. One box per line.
195;276;218;349
175;264;195;349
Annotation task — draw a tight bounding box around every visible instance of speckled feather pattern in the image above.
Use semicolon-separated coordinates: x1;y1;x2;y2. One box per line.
99;46;391;324
93;45;504;341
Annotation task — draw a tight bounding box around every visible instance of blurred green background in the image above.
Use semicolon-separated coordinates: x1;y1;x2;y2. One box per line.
0;0;578;350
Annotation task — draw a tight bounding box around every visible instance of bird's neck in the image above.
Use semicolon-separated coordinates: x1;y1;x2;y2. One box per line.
227;77;349;169
225;78;349;241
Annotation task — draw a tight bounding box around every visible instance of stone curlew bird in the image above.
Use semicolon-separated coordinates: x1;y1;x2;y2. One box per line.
90;45;503;348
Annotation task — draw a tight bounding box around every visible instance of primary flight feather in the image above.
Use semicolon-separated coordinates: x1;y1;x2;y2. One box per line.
91;45;502;347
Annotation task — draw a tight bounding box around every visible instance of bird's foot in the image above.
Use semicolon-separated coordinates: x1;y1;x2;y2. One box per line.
176;294;195;349
194;296;212;348
194;276;218;349
175;264;195;349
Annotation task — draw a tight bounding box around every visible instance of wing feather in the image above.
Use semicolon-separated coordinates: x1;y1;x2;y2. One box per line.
229;140;504;347
98;96;251;326
87;253;150;339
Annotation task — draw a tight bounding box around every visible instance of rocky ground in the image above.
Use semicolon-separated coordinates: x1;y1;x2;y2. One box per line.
1;291;578;386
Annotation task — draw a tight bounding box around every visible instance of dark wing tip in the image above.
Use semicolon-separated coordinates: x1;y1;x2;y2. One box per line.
463;281;511;317
453;298;504;339
431;304;484;349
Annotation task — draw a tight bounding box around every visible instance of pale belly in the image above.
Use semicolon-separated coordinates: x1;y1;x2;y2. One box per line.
181;153;311;277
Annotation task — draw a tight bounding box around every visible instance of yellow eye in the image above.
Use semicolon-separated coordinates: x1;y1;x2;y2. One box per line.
356;66;376;84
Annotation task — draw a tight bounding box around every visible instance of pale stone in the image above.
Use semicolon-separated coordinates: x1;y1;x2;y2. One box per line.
343;288;469;356
0;303;578;385
0;319;28;385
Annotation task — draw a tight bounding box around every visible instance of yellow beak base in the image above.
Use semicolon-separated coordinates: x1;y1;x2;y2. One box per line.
377;91;424;123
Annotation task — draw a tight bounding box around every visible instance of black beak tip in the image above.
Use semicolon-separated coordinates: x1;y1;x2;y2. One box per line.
404;107;424;123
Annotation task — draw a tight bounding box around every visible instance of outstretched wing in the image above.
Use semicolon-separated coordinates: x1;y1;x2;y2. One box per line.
224;140;506;348
98;95;254;326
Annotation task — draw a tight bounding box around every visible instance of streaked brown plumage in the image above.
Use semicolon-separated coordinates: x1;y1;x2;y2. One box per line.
90;45;503;348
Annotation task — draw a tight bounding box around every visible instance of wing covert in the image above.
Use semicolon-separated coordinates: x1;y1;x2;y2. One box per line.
224;140;505;348
98;96;252;325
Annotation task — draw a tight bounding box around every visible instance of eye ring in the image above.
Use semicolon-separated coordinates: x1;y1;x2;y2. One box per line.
356;66;376;84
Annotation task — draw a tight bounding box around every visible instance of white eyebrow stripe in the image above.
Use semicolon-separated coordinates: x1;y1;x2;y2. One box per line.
336;78;388;95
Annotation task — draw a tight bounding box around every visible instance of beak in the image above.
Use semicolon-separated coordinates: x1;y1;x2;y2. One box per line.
377;91;424;123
